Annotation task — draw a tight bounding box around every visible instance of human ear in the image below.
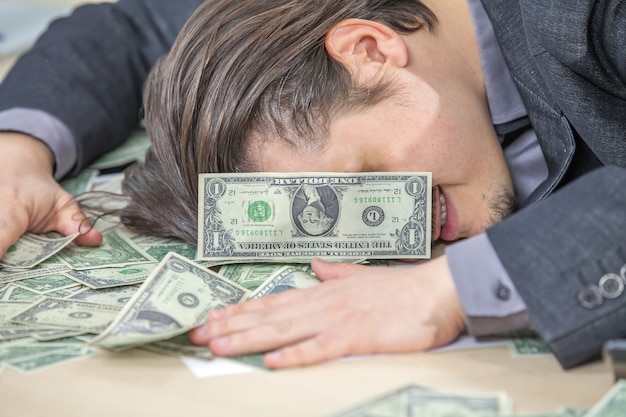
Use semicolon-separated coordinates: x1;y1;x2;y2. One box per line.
325;19;409;82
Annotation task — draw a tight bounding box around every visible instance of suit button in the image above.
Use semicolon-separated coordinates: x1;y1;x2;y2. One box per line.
578;285;603;309
599;273;624;299
496;282;511;301
620;263;626;281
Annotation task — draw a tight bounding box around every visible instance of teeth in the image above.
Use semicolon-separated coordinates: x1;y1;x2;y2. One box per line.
439;192;447;228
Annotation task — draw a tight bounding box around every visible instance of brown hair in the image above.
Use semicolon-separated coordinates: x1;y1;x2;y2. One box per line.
120;0;436;242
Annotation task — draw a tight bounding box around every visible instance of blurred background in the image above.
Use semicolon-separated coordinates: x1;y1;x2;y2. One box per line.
0;0;106;77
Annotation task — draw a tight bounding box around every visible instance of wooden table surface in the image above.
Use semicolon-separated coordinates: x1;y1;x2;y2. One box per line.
0;343;615;416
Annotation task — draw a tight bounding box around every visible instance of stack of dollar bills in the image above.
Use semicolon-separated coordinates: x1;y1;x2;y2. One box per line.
0;224;321;373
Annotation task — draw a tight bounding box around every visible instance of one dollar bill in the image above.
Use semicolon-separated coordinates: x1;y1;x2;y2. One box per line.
250;266;320;298
198;172;432;262
0;233;78;269
90;252;250;349
583;379;626;417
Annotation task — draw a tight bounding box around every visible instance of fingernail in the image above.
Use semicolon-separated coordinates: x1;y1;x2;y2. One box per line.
212;336;229;350
265;351;281;363
194;324;209;338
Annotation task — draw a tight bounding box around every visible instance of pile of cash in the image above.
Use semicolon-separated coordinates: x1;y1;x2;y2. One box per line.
0;162;435;373
0;225;322;373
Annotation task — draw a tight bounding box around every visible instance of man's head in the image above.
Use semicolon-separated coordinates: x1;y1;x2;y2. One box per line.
122;0;514;244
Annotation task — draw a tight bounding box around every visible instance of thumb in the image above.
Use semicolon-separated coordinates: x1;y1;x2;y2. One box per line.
311;258;369;282
51;195;103;247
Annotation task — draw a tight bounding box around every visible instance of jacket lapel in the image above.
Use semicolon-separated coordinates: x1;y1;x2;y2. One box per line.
480;0;575;206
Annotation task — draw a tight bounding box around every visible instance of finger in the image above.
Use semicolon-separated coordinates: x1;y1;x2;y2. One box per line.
208;286;314;319
264;332;351;369
0;201;29;257
207;317;316;357
193;309;273;343
50;194;102;247
311;258;368;281
190;290;302;345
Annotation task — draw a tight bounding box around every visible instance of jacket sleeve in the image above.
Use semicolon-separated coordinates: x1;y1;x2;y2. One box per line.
487;166;626;368
0;0;204;174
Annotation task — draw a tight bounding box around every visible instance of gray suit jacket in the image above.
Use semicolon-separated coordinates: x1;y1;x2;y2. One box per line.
483;0;626;368
0;0;624;368
0;0;204;175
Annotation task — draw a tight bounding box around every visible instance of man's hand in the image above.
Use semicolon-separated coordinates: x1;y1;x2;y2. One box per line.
189;255;466;368
0;132;102;257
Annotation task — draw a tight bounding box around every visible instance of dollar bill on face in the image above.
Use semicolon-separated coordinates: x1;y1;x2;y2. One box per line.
0;233;78;269
198;172;432;263
90;252;250;349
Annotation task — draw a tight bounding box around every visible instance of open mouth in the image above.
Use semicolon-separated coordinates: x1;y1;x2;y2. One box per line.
432;185;447;241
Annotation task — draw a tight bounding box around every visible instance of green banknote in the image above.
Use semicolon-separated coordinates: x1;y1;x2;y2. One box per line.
31;329;87;341
507;328;552;356
67;285;140;306
12;274;79;294
328;384;512;417
583;380;626;417
142;332;213;360
0;233;78;269
63;264;157;289
91;252;250;349
508;337;551;356
198;172;432;263
249;266;320;298
8;345;100;374
219;262;313;291
129;233;199;262
9;298;122;333
60;168;99;196
87;129;151;170
56;229;156;270
0;301;36;340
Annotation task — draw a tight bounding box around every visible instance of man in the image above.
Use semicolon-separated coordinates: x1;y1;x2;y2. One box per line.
0;0;624;370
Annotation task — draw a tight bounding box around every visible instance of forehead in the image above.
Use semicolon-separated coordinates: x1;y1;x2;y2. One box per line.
246;131;326;172
248;107;395;173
